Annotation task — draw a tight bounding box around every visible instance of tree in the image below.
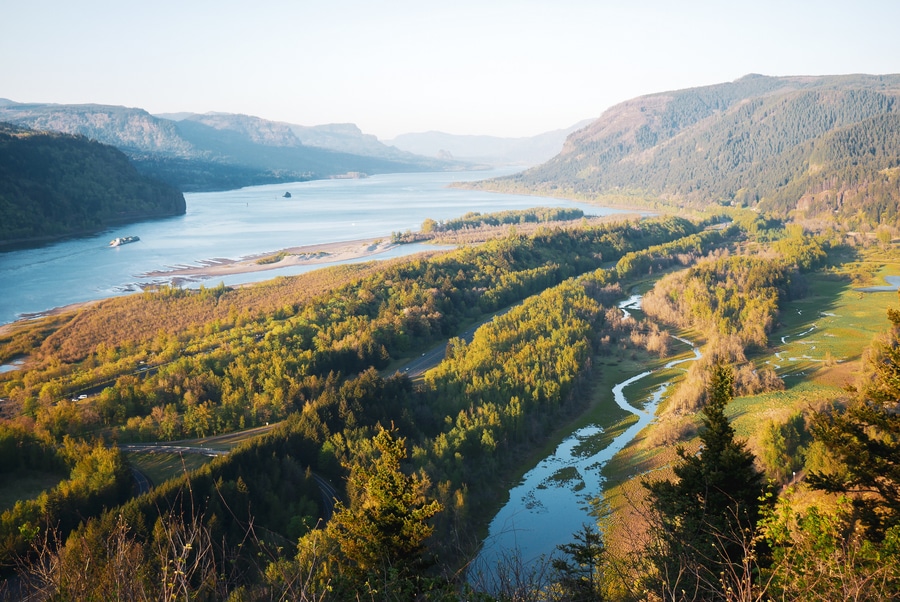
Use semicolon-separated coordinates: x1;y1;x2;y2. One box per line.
643;364;769;600
317;427;443;587
807;301;900;539
551;523;605;601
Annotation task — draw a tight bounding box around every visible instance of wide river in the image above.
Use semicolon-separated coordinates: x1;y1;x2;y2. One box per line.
0;168;630;326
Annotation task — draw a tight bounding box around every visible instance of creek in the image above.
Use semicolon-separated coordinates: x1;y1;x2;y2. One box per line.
471;295;701;581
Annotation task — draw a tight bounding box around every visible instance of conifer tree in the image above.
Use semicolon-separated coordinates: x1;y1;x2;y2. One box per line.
552;523;605;601
321;426;443;586
643;364;768;600
808;303;900;539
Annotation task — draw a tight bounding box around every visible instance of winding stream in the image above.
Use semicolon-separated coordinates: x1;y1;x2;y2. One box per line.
471;295;701;581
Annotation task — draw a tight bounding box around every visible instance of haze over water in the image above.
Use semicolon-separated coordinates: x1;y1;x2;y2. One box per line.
0;169;630;326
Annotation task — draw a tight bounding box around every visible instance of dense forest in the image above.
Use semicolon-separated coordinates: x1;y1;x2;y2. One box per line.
473;75;900;232
0;123;185;247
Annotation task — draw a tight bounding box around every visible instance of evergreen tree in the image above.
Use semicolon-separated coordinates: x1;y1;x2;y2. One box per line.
808;302;900;539
551;523;605;601
643;364;769;600
319;427;443;587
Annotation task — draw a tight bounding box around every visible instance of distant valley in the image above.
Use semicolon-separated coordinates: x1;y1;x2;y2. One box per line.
4;73;900;600
0;99;589;246
0;100;585;196
385;119;592;166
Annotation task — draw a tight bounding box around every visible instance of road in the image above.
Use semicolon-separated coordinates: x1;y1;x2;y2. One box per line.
398;304;517;378
119;443;228;457
312;473;341;522
130;466;152;496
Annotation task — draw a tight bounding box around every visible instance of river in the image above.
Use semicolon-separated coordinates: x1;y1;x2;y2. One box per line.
0;169;630;326
470;295;701;582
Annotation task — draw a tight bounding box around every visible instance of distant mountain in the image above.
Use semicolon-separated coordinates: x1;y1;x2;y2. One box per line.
483;74;900;229
386;120;593;166
0;123;185;248
0;102;459;192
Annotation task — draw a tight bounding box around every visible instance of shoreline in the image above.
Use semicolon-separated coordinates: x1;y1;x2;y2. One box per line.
139;237;399;280
0;238;405;335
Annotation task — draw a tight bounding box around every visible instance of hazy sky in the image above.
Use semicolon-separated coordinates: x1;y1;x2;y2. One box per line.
3;0;900;140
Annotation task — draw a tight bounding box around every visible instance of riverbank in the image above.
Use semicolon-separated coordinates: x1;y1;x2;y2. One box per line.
140;237;399;281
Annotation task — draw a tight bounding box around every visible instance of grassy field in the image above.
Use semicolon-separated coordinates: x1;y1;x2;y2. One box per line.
126;452;212;488
598;248;900;566
0;470;65;512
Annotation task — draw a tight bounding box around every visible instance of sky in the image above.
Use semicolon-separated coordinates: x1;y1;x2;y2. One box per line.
3;0;900;140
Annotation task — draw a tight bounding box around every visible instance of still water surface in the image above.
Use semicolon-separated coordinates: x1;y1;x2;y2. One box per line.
0;169;628;326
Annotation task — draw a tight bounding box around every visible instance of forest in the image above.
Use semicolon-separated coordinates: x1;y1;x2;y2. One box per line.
0;123;185;247
472;74;900;233
2;197;898;600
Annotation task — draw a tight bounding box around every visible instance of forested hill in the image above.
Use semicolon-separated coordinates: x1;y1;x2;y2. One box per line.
0;102;459;191
0;123;186;248
486;74;900;229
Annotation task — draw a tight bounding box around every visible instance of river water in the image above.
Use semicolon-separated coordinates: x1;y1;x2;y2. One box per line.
0;169;629;326
471;296;701;581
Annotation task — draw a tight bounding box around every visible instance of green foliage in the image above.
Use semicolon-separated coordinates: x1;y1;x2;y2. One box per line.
643;364;769;600
0;439;131;568
759;412;807;484
762;496;900;600
807;295;900;539
643;252;794;349
551;523;605;601
489;75;900;229
312;427;443;589
433;207;585;232
0;215;731;596
0;122;185;247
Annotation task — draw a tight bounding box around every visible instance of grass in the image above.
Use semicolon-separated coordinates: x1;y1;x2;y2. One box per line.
126;452;211;488
0;470;65;512
598;247;900;563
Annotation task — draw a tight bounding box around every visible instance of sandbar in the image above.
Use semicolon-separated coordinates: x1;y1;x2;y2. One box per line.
140;237;401;279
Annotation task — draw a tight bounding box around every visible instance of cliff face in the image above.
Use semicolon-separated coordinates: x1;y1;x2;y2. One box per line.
0;102;460;192
0;123;185;248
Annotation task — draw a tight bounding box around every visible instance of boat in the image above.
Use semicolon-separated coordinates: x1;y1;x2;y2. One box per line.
109;236;140;247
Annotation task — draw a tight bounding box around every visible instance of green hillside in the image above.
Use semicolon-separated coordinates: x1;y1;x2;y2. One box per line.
0;123;185;247
486;74;900;229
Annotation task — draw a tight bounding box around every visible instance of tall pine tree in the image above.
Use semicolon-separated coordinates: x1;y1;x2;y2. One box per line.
643;364;768;600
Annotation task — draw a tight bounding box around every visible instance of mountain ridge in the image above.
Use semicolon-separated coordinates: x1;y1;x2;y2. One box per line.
387;119;593;166
0;102;464;191
483;73;900;229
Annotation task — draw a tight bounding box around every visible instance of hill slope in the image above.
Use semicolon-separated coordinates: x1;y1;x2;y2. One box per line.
0;103;458;191
0;123;186;247
489;74;900;228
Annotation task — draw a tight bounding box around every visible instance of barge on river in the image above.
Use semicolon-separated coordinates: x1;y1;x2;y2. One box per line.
109;236;140;247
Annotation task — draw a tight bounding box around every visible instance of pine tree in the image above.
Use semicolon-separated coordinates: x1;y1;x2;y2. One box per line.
552;523;605;601
643;364;768;600
808;304;900;539
323;427;443;583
